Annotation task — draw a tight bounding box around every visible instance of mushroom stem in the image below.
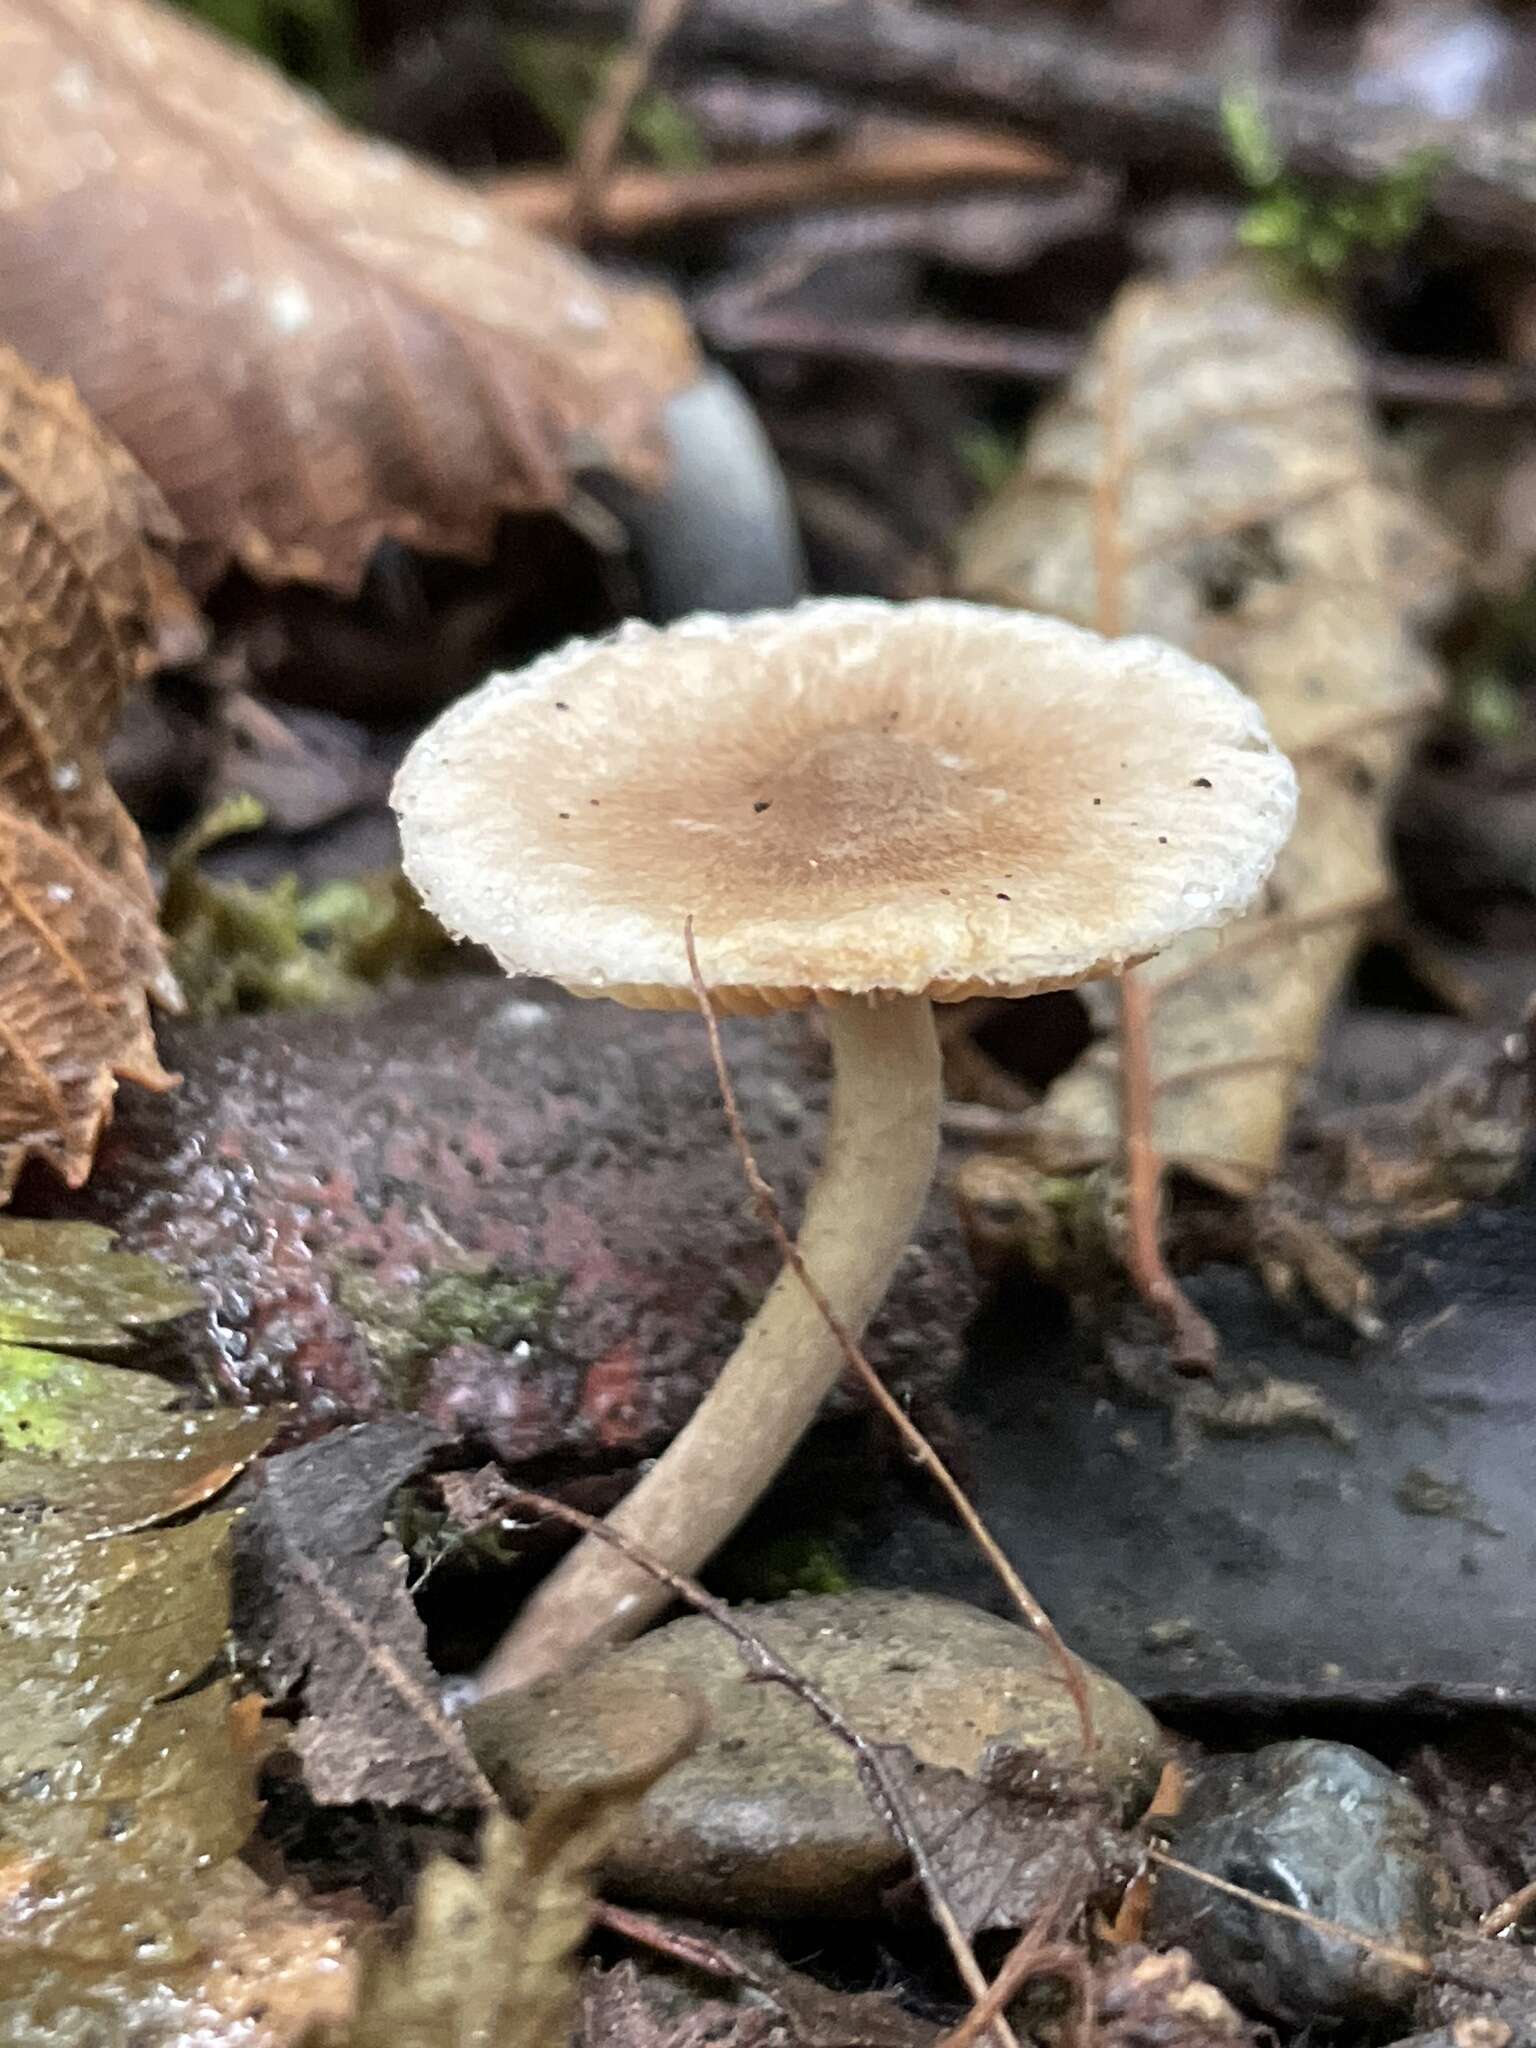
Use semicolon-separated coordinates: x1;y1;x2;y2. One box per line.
478;992;943;1697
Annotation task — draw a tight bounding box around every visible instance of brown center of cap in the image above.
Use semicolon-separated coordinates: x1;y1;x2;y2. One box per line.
758;729;955;860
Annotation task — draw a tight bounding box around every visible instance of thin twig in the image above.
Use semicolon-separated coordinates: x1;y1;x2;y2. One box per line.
683;920;1096;1758
1479;1875;1536;1938
592;1901;747;1977
1119;969;1220;1371
1149;1850;1435;1976
502;1484;1021;2048
698;303;1536;414
1092;298;1221;1374
519;0;1536;257
935;1906;1092;2048
568;0;694;240
491;128;1058;236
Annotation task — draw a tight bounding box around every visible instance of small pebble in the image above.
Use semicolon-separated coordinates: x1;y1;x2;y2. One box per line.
467;1589;1164;1917
1150;1738;1460;2026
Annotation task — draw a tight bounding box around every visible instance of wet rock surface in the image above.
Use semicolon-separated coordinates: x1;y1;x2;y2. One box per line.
1149;1740;1458;2026
852;1177;1536;1713
466;1589;1163;1919
30;980;973;1461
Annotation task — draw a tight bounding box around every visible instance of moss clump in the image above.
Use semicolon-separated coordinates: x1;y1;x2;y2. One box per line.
337;1263;563;1405
709;1529;856;1603
1222;88;1440;286
162;796;455;1018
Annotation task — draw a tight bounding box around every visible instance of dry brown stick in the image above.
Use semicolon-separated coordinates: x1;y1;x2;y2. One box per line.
1119;968;1221;1371
1479;1875;1536;1937
684;920;1096;1757
698;303;1536;413
568;0;694;239
1092;294;1222;1374
1148;1851;1523;2002
491;128;1059;236
517;0;1536;253
503;1484;1020;2048
591;1901;748;1977
935;1907;1091;2048
1148;1851;1435;1978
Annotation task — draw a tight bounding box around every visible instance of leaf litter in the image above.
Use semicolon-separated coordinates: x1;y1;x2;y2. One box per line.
0;344;188;1201
955;260;1455;1200
232;1414;496;1813
307;1707;701;2048
0;0;699;594
0;1221;352;2046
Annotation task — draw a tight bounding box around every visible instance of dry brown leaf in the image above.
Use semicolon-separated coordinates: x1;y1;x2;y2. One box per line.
955;263;1453;1195
0;0;699;595
0;343;181;1201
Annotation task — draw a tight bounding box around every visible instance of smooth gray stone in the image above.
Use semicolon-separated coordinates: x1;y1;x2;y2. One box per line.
1149;1740;1458;2026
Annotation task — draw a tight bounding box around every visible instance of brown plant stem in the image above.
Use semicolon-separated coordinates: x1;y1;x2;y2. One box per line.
499;1485;1022;2048
1091;291;1223;1373
567;0;695;240
1119;967;1220;1371
935;1906;1093;2048
493;128;1060;237
1147;1851;1435;1979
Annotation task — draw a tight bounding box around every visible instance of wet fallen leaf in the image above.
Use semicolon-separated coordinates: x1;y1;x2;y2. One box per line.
0;343;185;1202
0;0;698;595
882;1742;1133;1937
233;1415;495;1812
0;1212;198;1347
956;262;1453;1196
0;1225;342;2046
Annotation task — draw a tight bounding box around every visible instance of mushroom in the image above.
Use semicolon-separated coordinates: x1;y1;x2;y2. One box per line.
393;597;1297;1694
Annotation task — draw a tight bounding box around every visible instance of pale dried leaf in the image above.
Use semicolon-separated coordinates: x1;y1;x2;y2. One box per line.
0;344;184;1200
0;0;699;594
317;1747;698;2048
956;263;1452;1193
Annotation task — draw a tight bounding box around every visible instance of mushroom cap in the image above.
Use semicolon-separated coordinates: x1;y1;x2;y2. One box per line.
394;598;1296;1012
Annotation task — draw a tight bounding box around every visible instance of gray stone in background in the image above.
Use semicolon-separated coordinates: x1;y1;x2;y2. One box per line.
1149;1740;1458;2027
467;1589;1163;1918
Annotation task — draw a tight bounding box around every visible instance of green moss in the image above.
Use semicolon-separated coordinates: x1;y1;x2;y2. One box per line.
161;796;455;1019
1222;87;1441;287
336;1263;563;1405
710;1529;855;1602
956;424;1023;499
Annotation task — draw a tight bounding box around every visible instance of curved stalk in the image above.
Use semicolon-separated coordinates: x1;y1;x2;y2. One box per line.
478;993;943;1696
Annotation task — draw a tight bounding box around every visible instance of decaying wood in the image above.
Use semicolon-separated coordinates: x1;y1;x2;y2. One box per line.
524;0;1536;255
955;263;1453;1197
0;0;699;595
0;345;182;1201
